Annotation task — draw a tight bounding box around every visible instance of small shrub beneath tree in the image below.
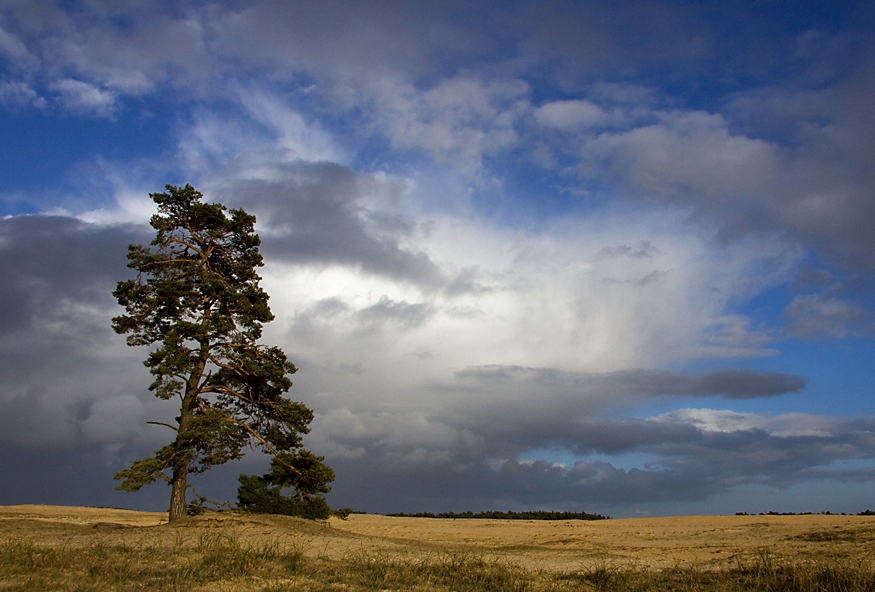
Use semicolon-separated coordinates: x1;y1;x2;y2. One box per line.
237;474;331;519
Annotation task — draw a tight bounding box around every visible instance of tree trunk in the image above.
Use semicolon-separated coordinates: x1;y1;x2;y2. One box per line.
168;372;200;522
168;467;188;522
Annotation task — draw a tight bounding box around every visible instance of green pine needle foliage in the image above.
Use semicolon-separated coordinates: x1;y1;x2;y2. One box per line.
111;184;333;520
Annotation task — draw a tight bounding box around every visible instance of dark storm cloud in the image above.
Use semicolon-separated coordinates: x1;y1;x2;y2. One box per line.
580;58;875;276
9;0;849;97
0;0;497;107
211;0;484;78
328;456;717;513
0;443;151;508
288;295;435;344
308;361;869;513
0;215;142;332
598;241;660;258
428;414;700;460
358;296;434;328
326;436;870;514
640;416;875;493
0;441;267;512
677;370;807;399
454;365;805;399
0;215;153;446
512;0;711;88
771;65;875;274
215;161;445;288
426;366;805;459
320;411;875;513
784;293;871;338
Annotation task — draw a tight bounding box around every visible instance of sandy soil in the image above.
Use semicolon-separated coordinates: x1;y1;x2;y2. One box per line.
2;505;874;572
0;505;167;527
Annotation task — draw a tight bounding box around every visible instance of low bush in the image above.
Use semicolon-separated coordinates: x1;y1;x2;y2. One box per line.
237;473;331;519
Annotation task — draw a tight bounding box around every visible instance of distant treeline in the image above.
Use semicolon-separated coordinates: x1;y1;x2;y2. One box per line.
385;510;610;520
736;510;875;516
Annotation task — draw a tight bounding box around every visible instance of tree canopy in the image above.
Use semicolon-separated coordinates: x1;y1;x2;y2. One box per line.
112;184;333;521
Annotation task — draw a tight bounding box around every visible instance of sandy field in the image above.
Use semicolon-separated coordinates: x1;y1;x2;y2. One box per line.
2;505;874;572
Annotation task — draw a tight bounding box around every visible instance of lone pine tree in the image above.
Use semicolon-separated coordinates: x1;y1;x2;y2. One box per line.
112;184;333;521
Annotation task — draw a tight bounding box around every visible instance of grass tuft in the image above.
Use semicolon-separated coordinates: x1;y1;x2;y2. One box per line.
563;551;875;592
0;530;306;592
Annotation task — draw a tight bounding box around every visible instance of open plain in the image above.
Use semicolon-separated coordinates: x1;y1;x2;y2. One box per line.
2;505;875;590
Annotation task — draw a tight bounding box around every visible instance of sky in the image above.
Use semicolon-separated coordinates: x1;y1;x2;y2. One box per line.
1;0;874;518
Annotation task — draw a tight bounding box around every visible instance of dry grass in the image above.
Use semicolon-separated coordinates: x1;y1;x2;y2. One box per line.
2;505;874;591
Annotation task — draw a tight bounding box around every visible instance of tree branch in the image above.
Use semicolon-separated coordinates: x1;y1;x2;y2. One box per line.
163;235;204;256
147;421;179;431
223;415;301;476
187;482;233;510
